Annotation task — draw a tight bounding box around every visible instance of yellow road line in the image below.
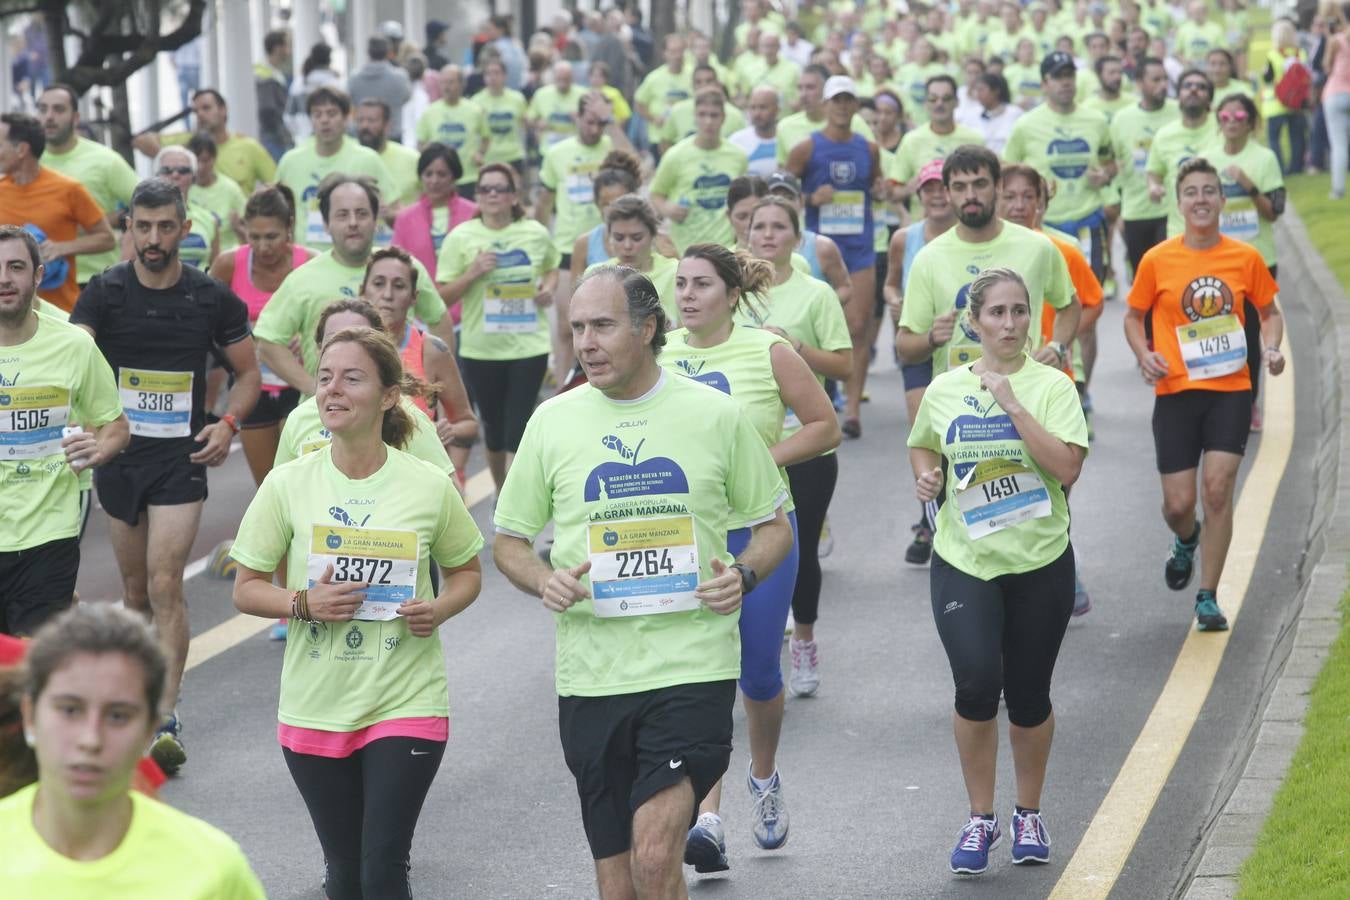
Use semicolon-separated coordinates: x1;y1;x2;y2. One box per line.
1050;319;1295;899
184;467;496;672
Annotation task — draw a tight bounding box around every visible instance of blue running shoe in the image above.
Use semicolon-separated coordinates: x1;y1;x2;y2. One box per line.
748;768;789;850
684;812;729;873
1195;590;1229;632
1011;809;1051;864
1165;522;1201;590
950;815;1001;875
149;712;186;776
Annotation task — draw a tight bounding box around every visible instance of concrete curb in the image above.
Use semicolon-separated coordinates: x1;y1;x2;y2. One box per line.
1181;205;1350;899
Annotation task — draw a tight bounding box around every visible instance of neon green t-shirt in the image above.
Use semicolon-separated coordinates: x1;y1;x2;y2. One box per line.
661;324;795;525
899;221;1074;376
1003;63;1045;106
41;138;138;284
378;140;422;206
415;98;485;184
436;217;561;361
539;135;614;254
476;88;530;165
775;111;875;166
736;269;853;392
1110;100;1180;221
895;62;950;125
1083;92;1136;124
907;356;1088;580
1004;104;1114;223
658;99;747;147
889;122;985;186
191;174;247;253
274;136;397;249
1176;21;1226;65
0;783;265;899
230;445;483;730
585;253;679;326
274;395;454;472
1146;118;1220;236
163;131;276;193
740;57;801;108
1199;137;1284;265
493;372;786;697
252;250;445;377
0;311;121;551
635;65;695;117
527;84;585;147
650;136;748;252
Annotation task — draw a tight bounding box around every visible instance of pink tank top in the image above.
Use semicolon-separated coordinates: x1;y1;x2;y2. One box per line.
1328;34;1350;98
231;243;311;323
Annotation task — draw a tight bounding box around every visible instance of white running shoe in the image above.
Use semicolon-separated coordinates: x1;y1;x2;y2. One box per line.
788;639;820;697
747;767;790;849
684;812;729;873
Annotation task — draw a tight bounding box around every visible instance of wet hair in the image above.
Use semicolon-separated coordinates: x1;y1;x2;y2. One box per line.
1175;156;1220;197
727;174;769;211
573;266;669;354
0;224;43;272
943;145;1001;186
306;85;353;117
748;195;802;239
1216;92;1260;126
131;177;187;220
24;604;167;728
605;194;661;237
417;142;464;181
361;245;419;294
314;298;383;346
244;183;297;228
475;164;526;220
966;266;1030;321
592;149;642;194
977;72;1012;105
681;243;775;320
1000;163;1049;202
317;173;380;224
1;113;44;159
318;328;426;449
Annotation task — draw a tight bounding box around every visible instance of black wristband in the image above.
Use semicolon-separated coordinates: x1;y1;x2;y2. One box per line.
730;562;758;595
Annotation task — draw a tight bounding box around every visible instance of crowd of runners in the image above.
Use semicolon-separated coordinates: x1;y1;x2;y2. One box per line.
0;0;1332;894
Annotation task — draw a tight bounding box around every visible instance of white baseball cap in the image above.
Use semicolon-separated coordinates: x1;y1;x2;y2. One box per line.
823;75;859;101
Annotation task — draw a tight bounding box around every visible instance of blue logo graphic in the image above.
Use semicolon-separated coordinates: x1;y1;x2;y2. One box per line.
328;506;371;528
603;529;619;546
129;375;141;387
693;173;732;210
326;533;342;550
1046;137;1092;179
0;394;9;406
584;434;690;501
675;359;731;394
494;248;531;268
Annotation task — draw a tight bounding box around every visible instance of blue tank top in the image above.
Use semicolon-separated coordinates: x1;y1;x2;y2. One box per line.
901;221;927;294
802;131;874;270
797;228;824;282
585;224;608;267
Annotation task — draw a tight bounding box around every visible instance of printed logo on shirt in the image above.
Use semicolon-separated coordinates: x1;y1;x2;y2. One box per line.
693;170;733;210
488;110;515;135
584;434;691;501
830;160;857;184
945;394;1023;481
1046;129;1092;180
329;506;372;528
0;372;17;387
1181;275;1235;322
674;358;731;394
345;625;364;649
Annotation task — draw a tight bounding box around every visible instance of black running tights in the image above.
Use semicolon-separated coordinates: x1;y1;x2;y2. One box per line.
786;452;839;626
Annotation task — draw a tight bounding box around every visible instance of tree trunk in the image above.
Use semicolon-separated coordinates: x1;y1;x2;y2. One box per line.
109;81;133;162
718;0;742;61
651;0;677;50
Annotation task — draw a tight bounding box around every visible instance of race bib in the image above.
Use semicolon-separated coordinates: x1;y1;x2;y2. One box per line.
1176;314;1247;381
305;209;331;246
308;525;419;621
587;515;701;617
565;172;594;205
947;343;983;369
955;458;1053;539
0;386;70;459
820;190;865;236
1132;147;1149;173
119;369;192;437
1219;209;1259;240
484;281;538;334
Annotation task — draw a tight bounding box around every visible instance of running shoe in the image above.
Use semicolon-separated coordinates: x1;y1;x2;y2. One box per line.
1072;573;1092;617
207;539;236;579
149;713;186;776
1195;590;1229;632
818;517;834;558
950;815;1001;875
1164;522;1201;591
270;618;288;641
905;522;933;566
788;639;820;697
1250;400;1263;433
747;767;790;850
841;416;862;439
684;812;730;873
1010;809;1051;864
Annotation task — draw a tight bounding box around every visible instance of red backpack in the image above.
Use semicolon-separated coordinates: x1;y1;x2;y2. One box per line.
1273;53;1311;109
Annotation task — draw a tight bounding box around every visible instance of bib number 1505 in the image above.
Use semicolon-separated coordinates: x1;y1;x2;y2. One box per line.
615;548;676;578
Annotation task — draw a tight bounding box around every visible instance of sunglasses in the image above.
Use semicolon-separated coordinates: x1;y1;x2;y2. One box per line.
1217;109;1249;123
159;166;193;176
478;184;515;195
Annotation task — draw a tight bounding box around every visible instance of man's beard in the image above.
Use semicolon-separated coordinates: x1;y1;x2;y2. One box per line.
137;245;178;272
357;130;382;150
957;202;995;229
0;292;33;325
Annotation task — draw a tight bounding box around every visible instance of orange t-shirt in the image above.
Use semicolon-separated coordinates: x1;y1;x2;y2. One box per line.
1040;227;1104;376
0;167;106;311
1127;235;1278;396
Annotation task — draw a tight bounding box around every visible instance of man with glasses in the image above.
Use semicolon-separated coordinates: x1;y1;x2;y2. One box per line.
1146;70;1219;238
890;75;983;201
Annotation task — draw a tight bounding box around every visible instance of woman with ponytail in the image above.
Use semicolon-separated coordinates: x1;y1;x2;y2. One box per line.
668;242;840;868
230;325;484;900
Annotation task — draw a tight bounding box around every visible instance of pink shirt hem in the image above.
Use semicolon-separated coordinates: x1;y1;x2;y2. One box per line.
277;717;449;758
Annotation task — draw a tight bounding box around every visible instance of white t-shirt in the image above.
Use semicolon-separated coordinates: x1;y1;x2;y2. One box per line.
728;126;779;177
956;103;1023;156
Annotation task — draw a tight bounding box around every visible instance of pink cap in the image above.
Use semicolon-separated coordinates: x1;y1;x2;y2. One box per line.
917;158;946;189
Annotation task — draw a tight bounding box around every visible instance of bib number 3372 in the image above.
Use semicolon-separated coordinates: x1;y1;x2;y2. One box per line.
308;525;419;621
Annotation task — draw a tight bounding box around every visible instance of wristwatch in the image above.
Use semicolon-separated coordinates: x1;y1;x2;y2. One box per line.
730;562;759;595
1048;341;1069;363
221;413;241;434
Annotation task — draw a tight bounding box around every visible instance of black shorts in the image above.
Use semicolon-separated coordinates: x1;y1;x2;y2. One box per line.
0;537;79;636
874;248;889;319
94;456;208;526
559;253;573;272
1152;389;1252;474
243;387;301;429
559;679;736;859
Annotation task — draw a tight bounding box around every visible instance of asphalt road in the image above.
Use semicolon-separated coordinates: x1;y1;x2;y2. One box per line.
78;264;1318;899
